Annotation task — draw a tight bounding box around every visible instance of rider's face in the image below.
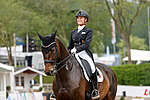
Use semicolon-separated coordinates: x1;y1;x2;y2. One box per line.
76;16;87;26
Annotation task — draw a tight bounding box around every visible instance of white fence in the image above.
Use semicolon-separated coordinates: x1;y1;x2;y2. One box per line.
0;91;6;100
8;92;43;100
117;85;150;98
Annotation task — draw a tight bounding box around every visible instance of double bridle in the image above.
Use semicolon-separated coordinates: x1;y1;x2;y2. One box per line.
42;40;71;74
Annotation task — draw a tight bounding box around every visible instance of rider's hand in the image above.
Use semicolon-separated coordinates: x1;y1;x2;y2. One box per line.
71;47;77;54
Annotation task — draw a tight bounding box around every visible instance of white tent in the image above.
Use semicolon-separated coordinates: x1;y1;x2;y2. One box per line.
93;54;116;66
123;49;150;61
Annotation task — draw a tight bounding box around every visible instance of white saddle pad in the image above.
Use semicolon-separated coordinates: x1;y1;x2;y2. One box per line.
74;51;104;82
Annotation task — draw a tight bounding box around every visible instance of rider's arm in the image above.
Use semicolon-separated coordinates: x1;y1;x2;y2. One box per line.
75;29;93;53
67;32;74;51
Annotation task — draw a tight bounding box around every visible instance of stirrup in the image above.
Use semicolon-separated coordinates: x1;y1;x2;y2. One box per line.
50;93;56;100
91;89;100;100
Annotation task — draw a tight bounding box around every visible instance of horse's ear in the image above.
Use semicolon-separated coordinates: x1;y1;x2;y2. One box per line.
52;30;57;38
54;30;57;37
54;30;57;35
38;32;44;41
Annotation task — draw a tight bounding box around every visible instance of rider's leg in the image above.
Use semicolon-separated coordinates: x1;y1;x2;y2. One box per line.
87;57;100;99
76;51;100;99
90;71;100;99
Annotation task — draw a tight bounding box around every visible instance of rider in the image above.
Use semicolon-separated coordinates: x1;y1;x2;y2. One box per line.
68;10;100;99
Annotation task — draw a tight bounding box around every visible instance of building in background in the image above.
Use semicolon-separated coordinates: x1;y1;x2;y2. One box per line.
0;63;14;100
0;45;45;71
123;49;150;64
0;63;46;100
93;53;120;66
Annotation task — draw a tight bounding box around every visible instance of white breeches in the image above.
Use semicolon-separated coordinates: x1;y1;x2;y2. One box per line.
75;50;96;73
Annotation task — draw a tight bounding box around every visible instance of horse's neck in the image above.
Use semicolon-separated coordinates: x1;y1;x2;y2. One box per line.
56;38;69;60
55;38;82;83
55;56;82;83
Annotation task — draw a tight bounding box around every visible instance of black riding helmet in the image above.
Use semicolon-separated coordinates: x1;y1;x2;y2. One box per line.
76;10;89;22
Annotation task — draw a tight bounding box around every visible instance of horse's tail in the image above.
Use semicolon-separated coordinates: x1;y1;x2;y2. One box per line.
107;67;117;99
96;63;117;100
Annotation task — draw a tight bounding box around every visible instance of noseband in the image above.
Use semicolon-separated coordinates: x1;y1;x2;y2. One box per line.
42;40;71;74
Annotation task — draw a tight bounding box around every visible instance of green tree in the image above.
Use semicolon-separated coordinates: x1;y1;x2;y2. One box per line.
0;0;20;65
0;0;113;61
82;0;111;54
117;35;148;58
105;0;146;64
19;0;111;54
0;0;50;65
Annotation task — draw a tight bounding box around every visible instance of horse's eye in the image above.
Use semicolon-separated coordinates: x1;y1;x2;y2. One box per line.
51;48;55;52
42;48;50;54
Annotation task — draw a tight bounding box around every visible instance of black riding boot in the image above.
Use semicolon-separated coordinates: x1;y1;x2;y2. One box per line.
90;71;100;100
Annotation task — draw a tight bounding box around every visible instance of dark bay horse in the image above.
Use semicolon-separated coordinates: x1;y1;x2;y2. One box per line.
38;32;117;100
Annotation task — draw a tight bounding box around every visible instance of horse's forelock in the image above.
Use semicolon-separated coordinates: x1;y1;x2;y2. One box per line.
42;35;55;46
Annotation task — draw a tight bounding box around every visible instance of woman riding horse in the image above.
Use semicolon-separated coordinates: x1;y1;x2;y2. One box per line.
38;10;117;100
68;10;99;99
38;32;117;100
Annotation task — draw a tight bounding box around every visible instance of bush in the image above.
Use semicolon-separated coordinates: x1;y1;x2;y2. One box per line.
6;86;11;91
39;87;43;91
6;86;11;98
34;76;54;83
111;63;150;86
120;96;124;100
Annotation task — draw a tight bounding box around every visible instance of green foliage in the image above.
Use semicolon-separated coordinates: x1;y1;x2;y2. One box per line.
91;32;104;56
34;76;53;83
120;96;125;100
19;0;110;54
39;87;43;91
34;64;150;86
105;0;146;63
132;7;148;40
117;35;148;58
6;85;11;98
0;0;148;56
130;35;148;50
0;0;111;55
111;63;150;86
112;0;145;35
6;86;11;91
81;0;110;54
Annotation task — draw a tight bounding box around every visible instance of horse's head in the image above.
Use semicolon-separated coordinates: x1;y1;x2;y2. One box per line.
38;32;58;75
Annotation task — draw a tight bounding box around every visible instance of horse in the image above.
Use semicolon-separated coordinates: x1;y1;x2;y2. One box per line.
38;32;117;100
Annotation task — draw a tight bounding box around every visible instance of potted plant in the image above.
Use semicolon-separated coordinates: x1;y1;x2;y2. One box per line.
6;86;11;98
39;87;43;92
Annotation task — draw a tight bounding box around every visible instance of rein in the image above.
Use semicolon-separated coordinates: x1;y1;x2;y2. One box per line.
54;54;71;72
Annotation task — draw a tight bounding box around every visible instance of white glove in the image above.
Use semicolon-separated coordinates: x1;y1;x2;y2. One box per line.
71;47;77;54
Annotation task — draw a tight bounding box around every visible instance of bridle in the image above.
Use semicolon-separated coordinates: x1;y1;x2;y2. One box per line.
42;39;71;75
42;41;58;64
